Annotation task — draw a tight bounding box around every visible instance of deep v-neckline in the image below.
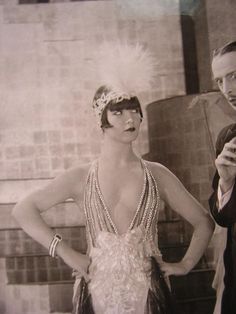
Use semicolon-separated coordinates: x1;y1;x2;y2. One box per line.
94;159;147;235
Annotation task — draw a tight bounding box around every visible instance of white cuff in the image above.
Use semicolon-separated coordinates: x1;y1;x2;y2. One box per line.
217;183;234;210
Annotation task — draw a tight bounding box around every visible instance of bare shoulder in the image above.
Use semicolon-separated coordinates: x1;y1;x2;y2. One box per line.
57;162;92;193
38;162;93;201
18;162;93;212
144;160;180;197
62;162;92;181
144;160;174;181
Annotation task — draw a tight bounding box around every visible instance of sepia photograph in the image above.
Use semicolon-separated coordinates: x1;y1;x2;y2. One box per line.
0;0;236;313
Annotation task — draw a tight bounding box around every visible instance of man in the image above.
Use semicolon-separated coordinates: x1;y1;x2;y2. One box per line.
209;41;236;314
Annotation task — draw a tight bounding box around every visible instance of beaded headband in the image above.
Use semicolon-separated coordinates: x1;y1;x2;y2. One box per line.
92;42;157;119
92;90;132;118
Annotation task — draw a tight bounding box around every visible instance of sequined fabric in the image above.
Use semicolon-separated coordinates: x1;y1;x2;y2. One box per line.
74;159;169;314
89;227;151;314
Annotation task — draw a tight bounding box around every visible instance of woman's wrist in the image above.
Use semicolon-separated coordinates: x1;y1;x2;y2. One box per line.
56;242;89;269
55;240;73;261
49;234;62;258
181;258;195;273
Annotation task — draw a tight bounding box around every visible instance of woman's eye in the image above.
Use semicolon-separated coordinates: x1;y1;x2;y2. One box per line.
113;110;122;115
131;109;139;113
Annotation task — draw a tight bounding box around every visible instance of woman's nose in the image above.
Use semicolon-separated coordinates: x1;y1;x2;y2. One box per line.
126;117;133;124
124;110;133;122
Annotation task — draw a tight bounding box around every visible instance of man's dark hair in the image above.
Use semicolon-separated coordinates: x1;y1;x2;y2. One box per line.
213;41;236;57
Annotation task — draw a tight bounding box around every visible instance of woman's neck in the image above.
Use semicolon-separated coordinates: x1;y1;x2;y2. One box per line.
99;138;139;167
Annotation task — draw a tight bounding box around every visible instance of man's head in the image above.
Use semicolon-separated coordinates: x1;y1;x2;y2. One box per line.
212;41;236;110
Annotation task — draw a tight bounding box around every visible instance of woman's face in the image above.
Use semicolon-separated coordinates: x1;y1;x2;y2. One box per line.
104;107;142;143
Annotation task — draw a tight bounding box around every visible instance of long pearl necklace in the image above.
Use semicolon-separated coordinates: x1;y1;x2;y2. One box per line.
84;159;161;246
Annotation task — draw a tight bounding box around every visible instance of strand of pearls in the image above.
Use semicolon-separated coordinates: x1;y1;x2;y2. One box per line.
84;159;161;250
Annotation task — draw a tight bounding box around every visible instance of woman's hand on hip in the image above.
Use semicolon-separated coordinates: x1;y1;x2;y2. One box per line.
161;261;191;277
57;243;91;281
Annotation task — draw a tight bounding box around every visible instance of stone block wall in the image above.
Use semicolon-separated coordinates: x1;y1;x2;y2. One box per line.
0;2;187;312
0;176;86;293
0;0;186;181
4;226;86;284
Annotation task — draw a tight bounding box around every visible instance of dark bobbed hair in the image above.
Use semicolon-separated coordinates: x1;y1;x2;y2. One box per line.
213;41;236;57
93;85;143;129
93;85;111;104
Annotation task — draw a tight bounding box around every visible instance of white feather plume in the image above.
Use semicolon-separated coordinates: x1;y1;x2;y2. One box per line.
96;42;157;96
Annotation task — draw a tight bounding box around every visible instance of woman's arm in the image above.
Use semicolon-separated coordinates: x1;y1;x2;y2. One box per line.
12;166;90;278
151;163;214;276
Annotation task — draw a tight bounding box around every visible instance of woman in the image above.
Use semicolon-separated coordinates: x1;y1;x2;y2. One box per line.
12;44;214;314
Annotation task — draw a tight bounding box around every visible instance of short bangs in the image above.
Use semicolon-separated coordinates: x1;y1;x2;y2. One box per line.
107;97;141;112
101;97;143;129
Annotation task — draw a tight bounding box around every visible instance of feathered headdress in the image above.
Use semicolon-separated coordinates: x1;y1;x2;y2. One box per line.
92;42;157;118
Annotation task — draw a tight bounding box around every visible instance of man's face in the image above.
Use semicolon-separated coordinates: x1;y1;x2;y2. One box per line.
212;51;236;110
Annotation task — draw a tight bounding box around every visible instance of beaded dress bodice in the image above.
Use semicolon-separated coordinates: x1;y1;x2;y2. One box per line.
83;159;163;314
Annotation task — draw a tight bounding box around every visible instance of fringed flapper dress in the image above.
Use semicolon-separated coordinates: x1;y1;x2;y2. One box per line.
73;160;175;314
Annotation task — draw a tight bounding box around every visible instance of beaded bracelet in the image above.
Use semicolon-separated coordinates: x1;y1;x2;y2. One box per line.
49;234;62;258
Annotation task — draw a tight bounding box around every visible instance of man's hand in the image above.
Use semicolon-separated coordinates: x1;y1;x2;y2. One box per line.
215;137;236;193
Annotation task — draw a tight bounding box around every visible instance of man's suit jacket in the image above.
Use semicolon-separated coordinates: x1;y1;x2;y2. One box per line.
209;123;236;314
